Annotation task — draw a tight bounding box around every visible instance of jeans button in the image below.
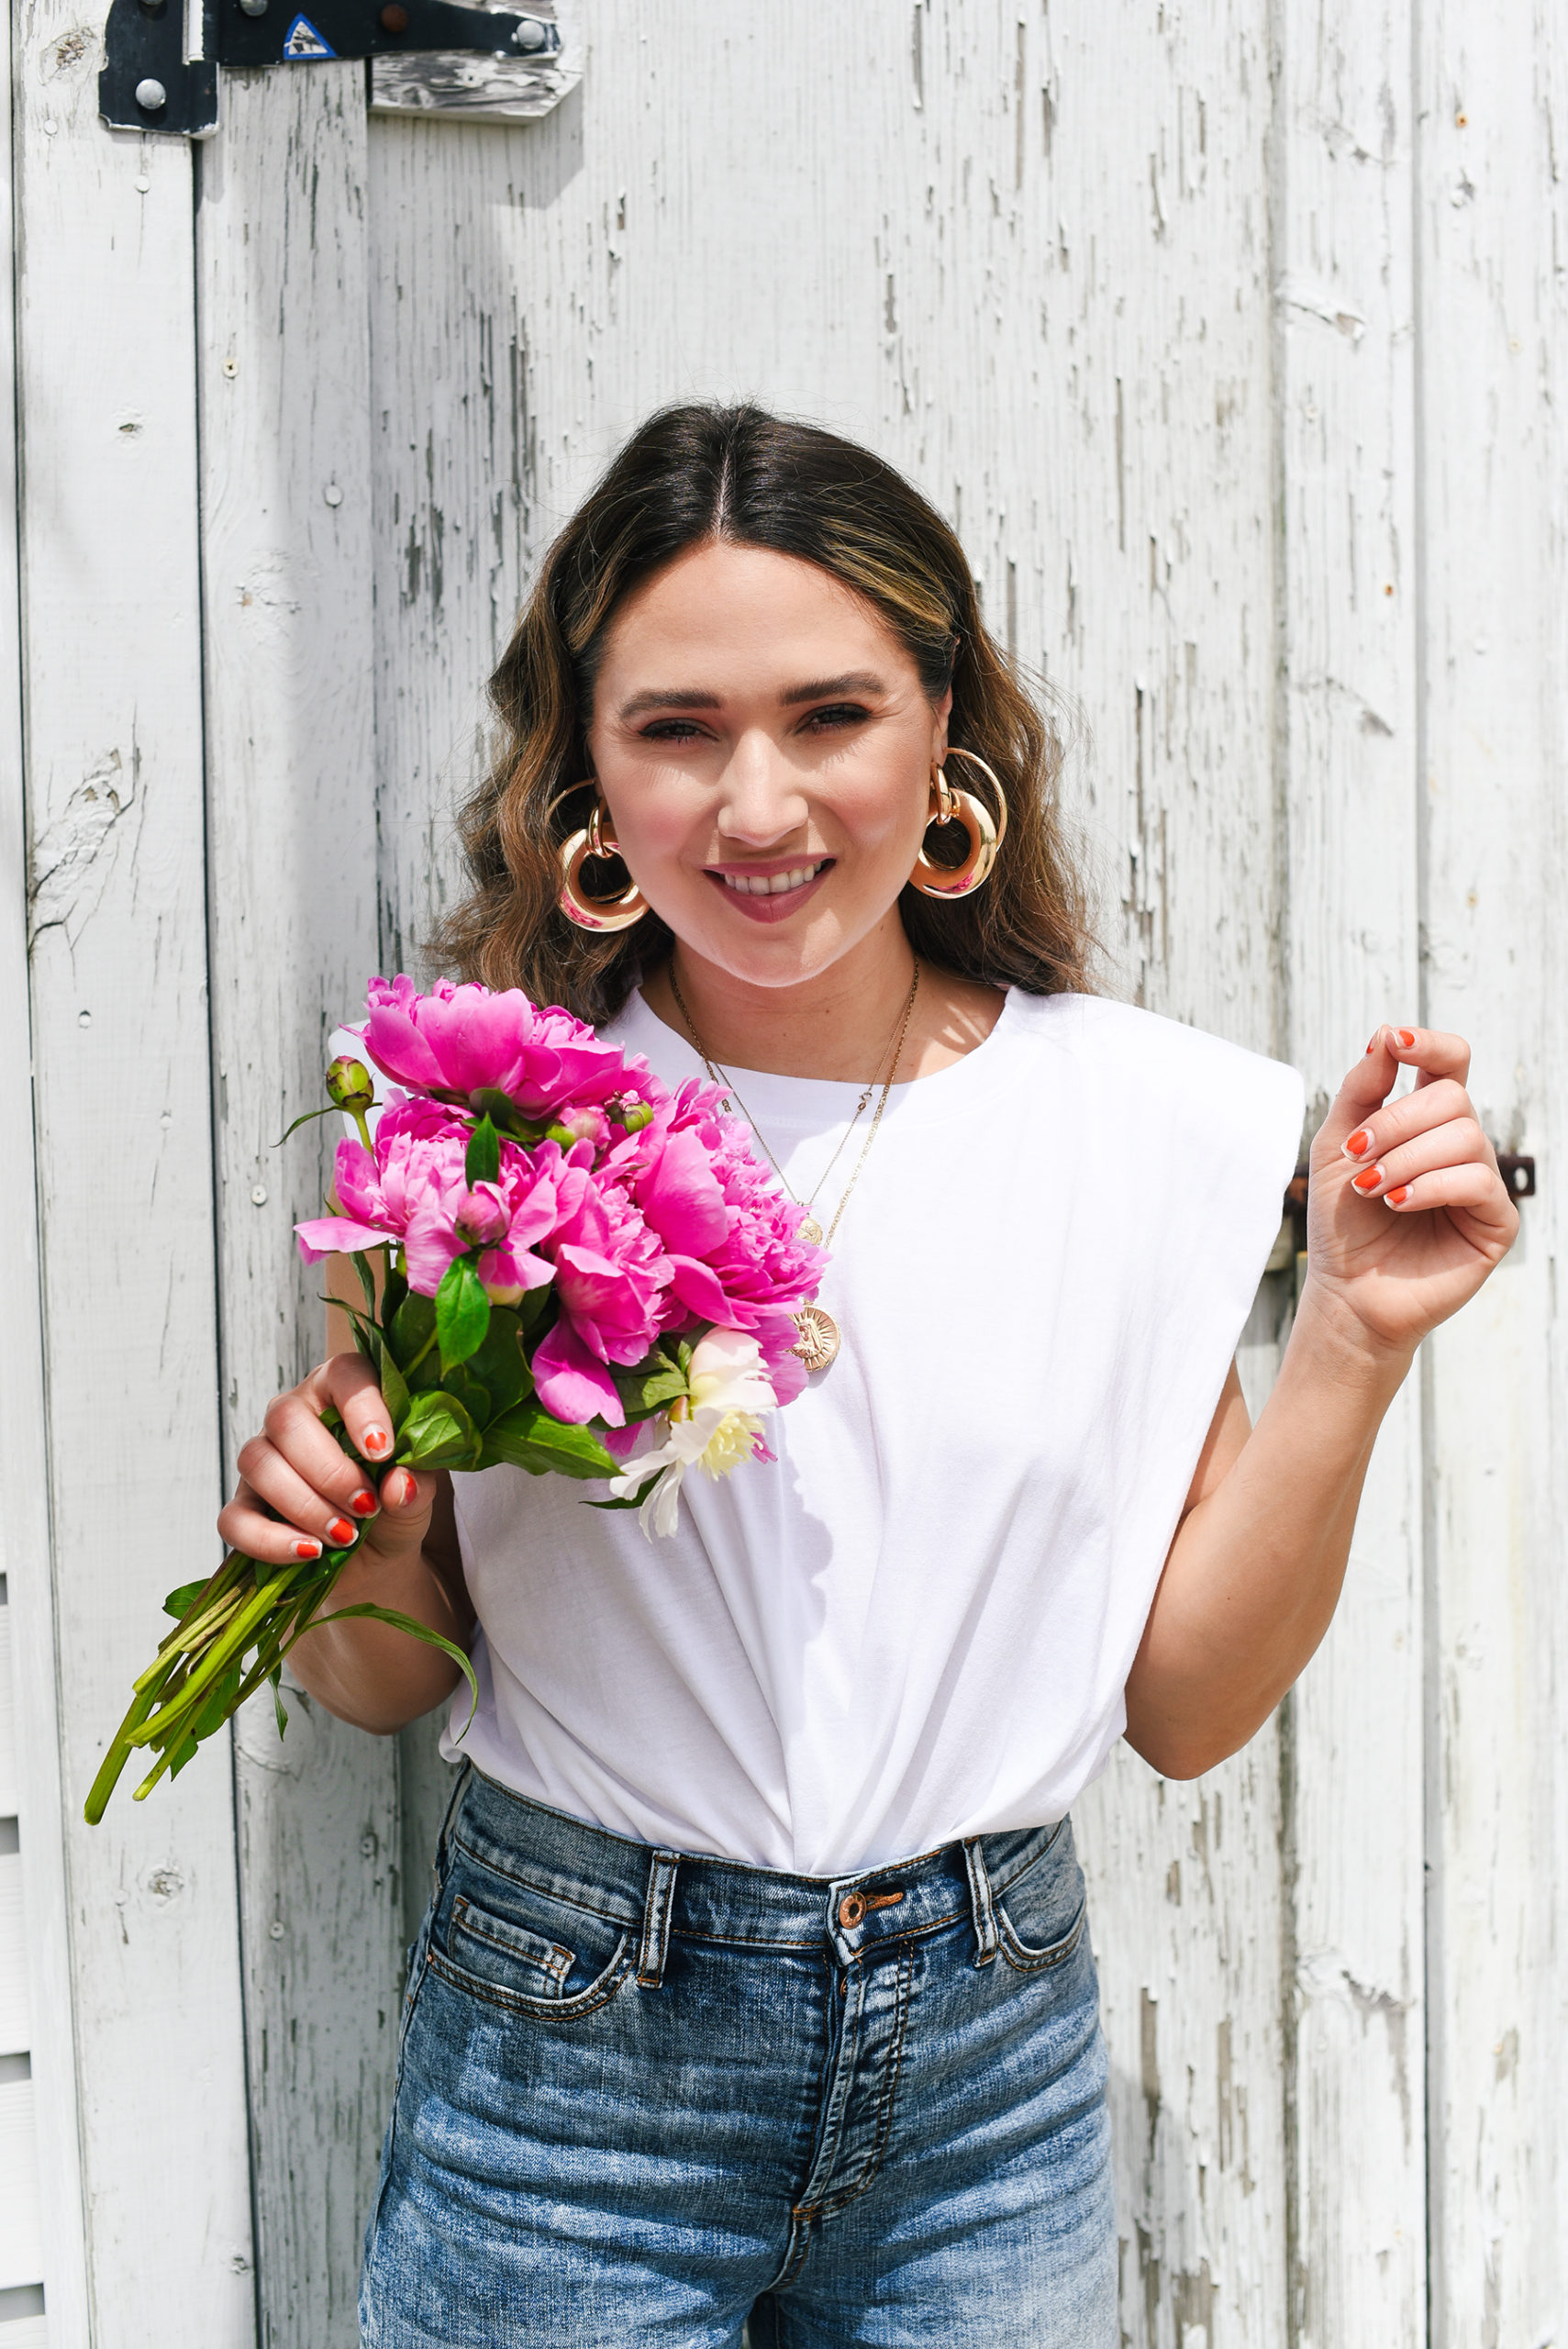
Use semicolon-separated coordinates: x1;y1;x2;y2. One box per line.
838;1892;865;1930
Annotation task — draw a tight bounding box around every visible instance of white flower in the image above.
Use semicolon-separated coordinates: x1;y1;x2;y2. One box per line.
608;1328;778;1539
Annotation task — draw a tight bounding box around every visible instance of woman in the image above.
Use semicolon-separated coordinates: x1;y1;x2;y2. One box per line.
220;406;1517;2347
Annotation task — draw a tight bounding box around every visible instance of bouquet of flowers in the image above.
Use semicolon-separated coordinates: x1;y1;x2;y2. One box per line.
84;975;825;1822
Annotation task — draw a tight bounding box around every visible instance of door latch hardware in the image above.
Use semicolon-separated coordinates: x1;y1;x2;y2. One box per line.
100;0;561;136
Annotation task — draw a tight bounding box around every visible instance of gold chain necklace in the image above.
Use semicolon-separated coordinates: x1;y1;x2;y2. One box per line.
666;960;922;1372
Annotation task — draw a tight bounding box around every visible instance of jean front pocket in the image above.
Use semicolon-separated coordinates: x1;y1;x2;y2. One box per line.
427;1835;635;2021
994;1820;1088;1976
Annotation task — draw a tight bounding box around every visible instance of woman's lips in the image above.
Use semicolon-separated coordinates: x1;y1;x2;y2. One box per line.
703;860;833;924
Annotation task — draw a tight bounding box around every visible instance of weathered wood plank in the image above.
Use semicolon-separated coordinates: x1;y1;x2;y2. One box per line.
195;65;399;2349
1273;6;1428;2342
1416;6;1568;2337
12;0;254;2332
0;0;88;2327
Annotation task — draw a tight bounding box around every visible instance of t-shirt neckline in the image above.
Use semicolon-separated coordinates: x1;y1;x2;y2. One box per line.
616;983;1022;1130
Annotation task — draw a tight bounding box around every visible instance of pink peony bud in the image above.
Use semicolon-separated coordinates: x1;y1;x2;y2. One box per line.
549;1106;611;1149
326;1056;376;1113
454;1184;508;1246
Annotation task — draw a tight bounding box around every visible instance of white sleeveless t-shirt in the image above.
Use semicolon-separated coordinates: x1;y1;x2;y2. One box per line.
440;989;1305;1876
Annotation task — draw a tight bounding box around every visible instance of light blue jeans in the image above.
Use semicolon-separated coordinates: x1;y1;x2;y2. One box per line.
360;1768;1116;2345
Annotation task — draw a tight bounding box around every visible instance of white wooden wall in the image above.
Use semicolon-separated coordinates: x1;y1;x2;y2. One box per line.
3;4;1562;2343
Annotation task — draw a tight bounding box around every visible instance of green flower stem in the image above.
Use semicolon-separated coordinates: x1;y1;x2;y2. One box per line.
121;1556;325;1747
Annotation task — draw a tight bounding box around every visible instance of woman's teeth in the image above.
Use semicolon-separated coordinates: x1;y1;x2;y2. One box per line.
718;863;826;897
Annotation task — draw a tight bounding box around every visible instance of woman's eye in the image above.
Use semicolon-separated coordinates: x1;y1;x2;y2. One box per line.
801;704;870;734
639;719;708;742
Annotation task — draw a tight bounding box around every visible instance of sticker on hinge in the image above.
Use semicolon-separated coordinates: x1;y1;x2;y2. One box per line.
283;13;337;58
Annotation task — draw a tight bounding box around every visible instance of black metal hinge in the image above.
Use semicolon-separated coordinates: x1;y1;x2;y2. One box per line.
100;0;561;137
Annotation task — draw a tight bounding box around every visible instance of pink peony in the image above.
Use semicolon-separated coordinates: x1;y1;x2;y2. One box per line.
618;1079;828;1341
295;1094;562;1303
358;974;653;1125
529;1164;673;1425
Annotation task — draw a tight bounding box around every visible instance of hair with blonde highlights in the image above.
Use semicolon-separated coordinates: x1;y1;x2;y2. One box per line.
434;403;1095;1021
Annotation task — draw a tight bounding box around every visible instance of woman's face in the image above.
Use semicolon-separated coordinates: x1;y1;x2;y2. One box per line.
585;540;950;988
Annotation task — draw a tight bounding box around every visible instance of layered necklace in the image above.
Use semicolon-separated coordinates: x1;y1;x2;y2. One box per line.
666;960;922;1373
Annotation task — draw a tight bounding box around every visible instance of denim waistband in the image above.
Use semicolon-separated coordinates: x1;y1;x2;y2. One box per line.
444;1765;1067;1984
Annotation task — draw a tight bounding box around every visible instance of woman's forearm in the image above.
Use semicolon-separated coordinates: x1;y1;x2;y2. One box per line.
1123;1282;1413;1778
287;1533;467;1733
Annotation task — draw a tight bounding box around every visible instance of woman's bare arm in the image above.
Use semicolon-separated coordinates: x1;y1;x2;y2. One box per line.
1123;1020;1518;1781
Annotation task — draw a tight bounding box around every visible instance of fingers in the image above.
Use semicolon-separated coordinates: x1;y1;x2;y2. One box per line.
1338;1111;1492;1202
308;1353;397;1465
1379;1160;1520;1240
1320;1023;1475;1156
217;1351;409;1564
1339;1085;1482;1173
217;1475;338;1567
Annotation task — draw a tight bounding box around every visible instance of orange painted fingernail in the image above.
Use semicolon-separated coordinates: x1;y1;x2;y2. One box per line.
1396;1029;1416;1049
350;1487;378;1516
1343;1128;1373;1158
295;1539;322;1560
327;1516;356;1545
1351;1163;1385;1193
363;1427;392;1457
1366;1031;1382;1053
387;1471;416;1508
1385;1184;1411;1206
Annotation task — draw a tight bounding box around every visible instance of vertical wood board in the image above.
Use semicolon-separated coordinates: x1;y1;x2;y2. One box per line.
1273;5;1428;2341
12;0;254;2332
1416;3;1568;2335
0;0;88;2321
196;66;399;2349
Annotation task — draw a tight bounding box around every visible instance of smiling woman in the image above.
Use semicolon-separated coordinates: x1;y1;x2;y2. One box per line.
221;405;1519;2348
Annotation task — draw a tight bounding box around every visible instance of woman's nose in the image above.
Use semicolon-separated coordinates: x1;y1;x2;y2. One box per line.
715;732;809;846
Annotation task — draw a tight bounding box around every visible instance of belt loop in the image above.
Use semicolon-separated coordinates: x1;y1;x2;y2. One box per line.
963;1837;998;1967
638;1850;681;1988
432;1758;473;1889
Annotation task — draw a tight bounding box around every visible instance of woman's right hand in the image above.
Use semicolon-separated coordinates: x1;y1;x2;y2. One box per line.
217;1353;435;1571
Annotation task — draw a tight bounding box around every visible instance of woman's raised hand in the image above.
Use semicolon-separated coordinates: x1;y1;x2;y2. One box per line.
1304;1024;1519;1360
217;1353;436;1569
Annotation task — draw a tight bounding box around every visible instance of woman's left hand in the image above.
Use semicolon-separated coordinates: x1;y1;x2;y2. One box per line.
1303;1023;1519;1361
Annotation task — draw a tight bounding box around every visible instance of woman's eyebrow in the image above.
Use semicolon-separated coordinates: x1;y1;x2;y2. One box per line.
779;671;885;705
617;687;725;718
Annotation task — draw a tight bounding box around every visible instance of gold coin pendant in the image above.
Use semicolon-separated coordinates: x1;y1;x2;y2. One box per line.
792;1305;840;1373
796;1214;825;1247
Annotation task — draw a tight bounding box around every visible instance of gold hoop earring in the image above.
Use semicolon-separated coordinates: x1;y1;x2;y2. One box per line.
908;747;1008;898
558;793;650;931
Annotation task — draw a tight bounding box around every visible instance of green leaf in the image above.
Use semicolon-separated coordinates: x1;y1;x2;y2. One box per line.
479;1401;618;1482
269;1666;289;1741
440;1366;492;1429
296;1602;480;1737
162;1579;210;1620
395;1388;483;1470
611;1351;688;1419
389;1291;436;1369
520;1283;556;1335
381;1259;408;1327
464;1308;533;1419
586;1471;664;1513
464;1114;500;1187
469;1087;546;1145
350;1249;379;1313
377;1343;412;1432
185;1657;244;1744
274;1101;341;1147
437;1256;491;1371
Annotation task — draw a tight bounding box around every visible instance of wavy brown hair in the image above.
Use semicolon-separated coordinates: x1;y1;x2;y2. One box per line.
434;403;1095;1022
